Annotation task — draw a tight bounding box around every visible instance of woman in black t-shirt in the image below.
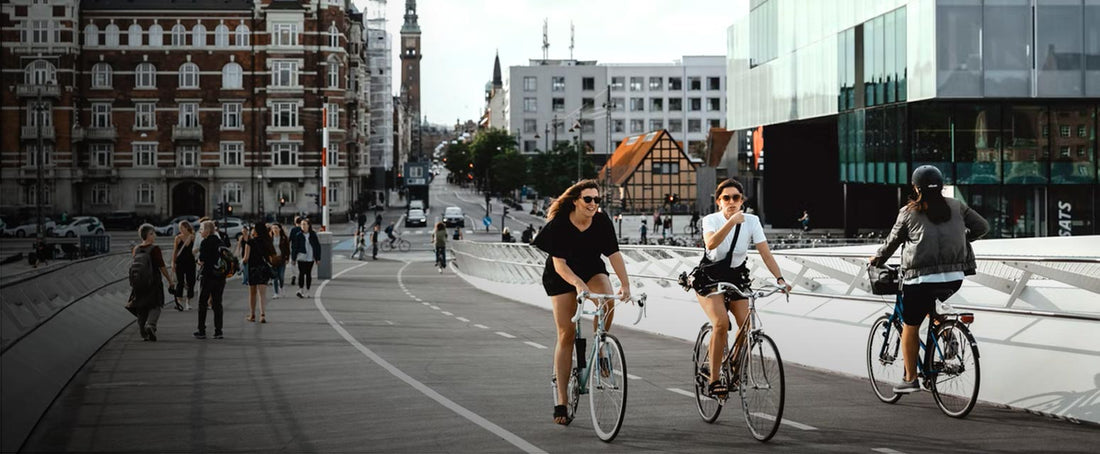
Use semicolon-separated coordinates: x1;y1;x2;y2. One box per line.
532;179;631;425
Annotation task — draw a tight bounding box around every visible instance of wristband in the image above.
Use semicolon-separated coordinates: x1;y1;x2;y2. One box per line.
776;276;786;283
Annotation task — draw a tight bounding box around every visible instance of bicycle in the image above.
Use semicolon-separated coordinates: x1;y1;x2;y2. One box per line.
866;276;981;418
552;291;646;442
687;281;788;442
380;235;411;252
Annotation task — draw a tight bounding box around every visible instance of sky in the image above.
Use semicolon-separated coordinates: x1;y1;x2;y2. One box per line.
355;0;749;127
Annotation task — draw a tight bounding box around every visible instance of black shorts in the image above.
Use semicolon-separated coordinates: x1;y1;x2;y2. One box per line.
542;258;609;297
900;280;963;326
694;261;751;299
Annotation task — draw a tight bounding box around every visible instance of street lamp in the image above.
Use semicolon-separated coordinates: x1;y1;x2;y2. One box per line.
32;92;47;241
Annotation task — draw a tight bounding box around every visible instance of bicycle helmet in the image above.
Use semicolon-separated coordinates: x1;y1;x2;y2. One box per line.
911;165;944;190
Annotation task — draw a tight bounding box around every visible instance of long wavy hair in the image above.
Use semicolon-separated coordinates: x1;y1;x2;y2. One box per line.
546;179;601;221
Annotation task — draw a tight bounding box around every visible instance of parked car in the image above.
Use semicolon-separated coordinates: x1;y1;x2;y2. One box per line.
443;206;465;228
404;209;427;228
3;218;56;237
155;215;201;236
52;216;106;237
408;199;425;214
103;211;141;231
216;217;245;242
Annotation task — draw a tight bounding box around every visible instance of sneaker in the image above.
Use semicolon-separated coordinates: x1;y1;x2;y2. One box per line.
438;267;443;274
296;290;303;299
193;331;206;339
184;303;192;311
213;332;224;339
146;326;157;342
893;379;920;394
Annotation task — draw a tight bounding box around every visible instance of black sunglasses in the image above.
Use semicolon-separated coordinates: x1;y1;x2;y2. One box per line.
580;196;602;204
720;194;743;202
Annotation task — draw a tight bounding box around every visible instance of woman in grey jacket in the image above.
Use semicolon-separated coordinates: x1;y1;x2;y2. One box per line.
870;165;989;394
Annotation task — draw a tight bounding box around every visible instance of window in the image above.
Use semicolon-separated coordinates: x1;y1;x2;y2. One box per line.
84;24;98;46
669;97;683;111
328;181;342;205
552;98;565;112
91;103;112;127
707;97;721;111
221;142;243;166
327;59;341;88
326;103;339;128
688;119;702;132
709;118;722;128
707;77;720;90
272;22;299;47
668;119;682;132
135;62;156;88
272;102;299;127
689;77;701;90
649;119;664;131
523;97;537;112
271;60;299;87
612;119;625;133
272;142;299;166
25;60;55;85
128;23;142;46
581;119;595;134
327;143;340;167
133;143;157;167
91;184;110;205
215;24;229;47
222;103;241;129
1080;125;1088;138
222;182;242;204
523;119;537;134
91;144;113;168
91;63;112;88
135;102;156;129
105;24;119;46
669;77;682;90
179;62;199;88
26;144;53;167
689;98;702;111
524;140;537;152
523;76;537;91
235;24;249;47
610;97;624;111
179;103;198;127
222;62;242;89
27;101;51;127
27;20;59;44
192;23;206;47
148;24;163;46
629;77;643;91
630;119;645;133
327;23;340;47
650;98;663;112
610;76;624;91
582;77;595;91
177;145;199;167
582;97;595;110
23;184;53;206
1060;125;1071;138
552;76;565;91
171;24;186;46
652;162;680;174
649;77;663;90
276;184;297;204
137;183;155;205
630;97;644;112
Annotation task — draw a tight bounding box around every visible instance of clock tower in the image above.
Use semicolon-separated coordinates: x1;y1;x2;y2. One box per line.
400;0;422;160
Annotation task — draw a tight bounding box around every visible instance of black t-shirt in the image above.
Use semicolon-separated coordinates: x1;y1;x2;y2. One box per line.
532;211;619;279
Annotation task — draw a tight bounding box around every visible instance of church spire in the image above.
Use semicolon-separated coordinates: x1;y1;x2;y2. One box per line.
401;0;420;34
492;51;502;89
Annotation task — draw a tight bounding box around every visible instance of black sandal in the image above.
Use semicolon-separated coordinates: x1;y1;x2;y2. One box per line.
708;380;729;399
553;405;573;425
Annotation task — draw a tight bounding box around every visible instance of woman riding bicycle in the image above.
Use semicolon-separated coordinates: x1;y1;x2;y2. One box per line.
870;165;988;394
532;179;631;425
696;178;790;398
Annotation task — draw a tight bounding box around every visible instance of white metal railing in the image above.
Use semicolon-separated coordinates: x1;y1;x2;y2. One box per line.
451;241;1100;321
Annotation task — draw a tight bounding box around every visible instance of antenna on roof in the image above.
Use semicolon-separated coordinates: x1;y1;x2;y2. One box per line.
542;18;549;60
570;21;576;60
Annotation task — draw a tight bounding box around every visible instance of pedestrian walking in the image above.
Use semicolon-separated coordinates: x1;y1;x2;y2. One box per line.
798;210;811;232
432;222;449;272
243;221;274;323
639;220;648;245
128;224;174;342
237;224;251;286
371;224;380;260
194;221;226;339
351;229;367;260
663;216;672;239
357;212;367;231
269;223;290;298
291;219;321;297
171;220;197;311
289;216;302;286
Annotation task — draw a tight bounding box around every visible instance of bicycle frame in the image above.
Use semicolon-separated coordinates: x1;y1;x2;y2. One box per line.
705;283;786;368
880;294;952;380
570;292;646;394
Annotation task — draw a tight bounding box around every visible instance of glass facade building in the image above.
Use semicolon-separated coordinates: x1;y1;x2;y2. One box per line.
728;0;1099;237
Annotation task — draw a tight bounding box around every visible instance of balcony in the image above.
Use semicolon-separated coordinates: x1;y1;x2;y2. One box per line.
85;126;117;141
16;84;61;99
172;125;203;142
71;126;84;142
20;125;56;142
163;168;212;179
17;168;54;180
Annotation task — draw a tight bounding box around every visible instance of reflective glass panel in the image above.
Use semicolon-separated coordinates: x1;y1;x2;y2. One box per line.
954;103;1003;185
1049;105;1095;184
1037;0;1084;96
1004;105;1050;184
936;0;982;96
983;0;1032;96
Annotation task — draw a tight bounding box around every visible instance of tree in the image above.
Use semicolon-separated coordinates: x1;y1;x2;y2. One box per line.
469;128;517;192
491;149;528;195
528;141;597;198
443;141;470;182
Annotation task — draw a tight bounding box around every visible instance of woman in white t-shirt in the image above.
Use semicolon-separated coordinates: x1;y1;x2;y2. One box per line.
696;178;791;398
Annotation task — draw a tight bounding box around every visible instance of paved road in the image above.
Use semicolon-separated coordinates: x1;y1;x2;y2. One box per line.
21;252;1099;452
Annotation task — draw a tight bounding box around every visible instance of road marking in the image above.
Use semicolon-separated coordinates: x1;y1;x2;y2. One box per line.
455;317;470;322
385;320;395;325
495;331;516;339
627;373;642;380
749;412;818;430
523;341;547;349
413;297;422;302
442;311;453;316
667;387;695;397
430;306;441;311
474;324;490;329
422;302;430;306
319;262;547;454
872;449;906;454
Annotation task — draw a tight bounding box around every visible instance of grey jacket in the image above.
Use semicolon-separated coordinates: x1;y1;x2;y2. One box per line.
871;198;989;280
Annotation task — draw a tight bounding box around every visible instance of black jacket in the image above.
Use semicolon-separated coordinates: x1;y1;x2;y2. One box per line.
199;233;225;280
290;230;322;262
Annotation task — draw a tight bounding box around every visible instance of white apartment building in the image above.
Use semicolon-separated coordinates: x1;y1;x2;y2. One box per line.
507;56;726;163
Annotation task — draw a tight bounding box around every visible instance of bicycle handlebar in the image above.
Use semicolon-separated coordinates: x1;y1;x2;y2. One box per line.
571;292;648;325
711;282;790;302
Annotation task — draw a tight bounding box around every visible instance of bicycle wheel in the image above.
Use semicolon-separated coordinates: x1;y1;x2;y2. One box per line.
589;334;627;442
866;315;904;404
692;324;723;423
739;333;784;442
931;321;980;418
398;239;411;252
380;241;393;252
550;369;580;424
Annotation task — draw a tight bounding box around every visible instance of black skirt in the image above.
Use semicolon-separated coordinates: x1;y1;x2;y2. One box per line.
247;262;272;285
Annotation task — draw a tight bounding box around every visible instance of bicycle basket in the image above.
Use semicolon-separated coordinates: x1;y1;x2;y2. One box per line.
867;264;901;295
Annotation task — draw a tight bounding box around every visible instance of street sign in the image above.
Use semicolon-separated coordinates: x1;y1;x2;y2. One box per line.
482;215;492;227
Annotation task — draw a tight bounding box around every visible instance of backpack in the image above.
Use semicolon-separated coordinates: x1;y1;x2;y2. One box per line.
213;246;241;278
129;246;160;294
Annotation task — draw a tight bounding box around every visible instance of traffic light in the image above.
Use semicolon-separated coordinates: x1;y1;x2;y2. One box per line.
313;193;321;206
214;203;222;217
279;197;286;207
503;206;509;216
226;204;233;215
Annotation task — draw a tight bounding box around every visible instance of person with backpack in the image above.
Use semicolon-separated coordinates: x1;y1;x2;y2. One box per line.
130;224;174;342
243;221;275;323
291;218;321;298
194;221;226;339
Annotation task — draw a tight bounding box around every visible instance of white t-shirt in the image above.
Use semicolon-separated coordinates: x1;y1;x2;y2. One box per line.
702;211;767;267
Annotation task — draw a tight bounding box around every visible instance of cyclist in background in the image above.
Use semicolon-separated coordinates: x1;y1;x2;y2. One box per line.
532;179;631;426
870;165;988;394
695;178;790;398
384;221;397;247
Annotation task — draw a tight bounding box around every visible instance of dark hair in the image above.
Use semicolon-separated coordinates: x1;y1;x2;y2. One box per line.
906;186;951;224
714;179;745;199
547;179;601;221
249;221;274;257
